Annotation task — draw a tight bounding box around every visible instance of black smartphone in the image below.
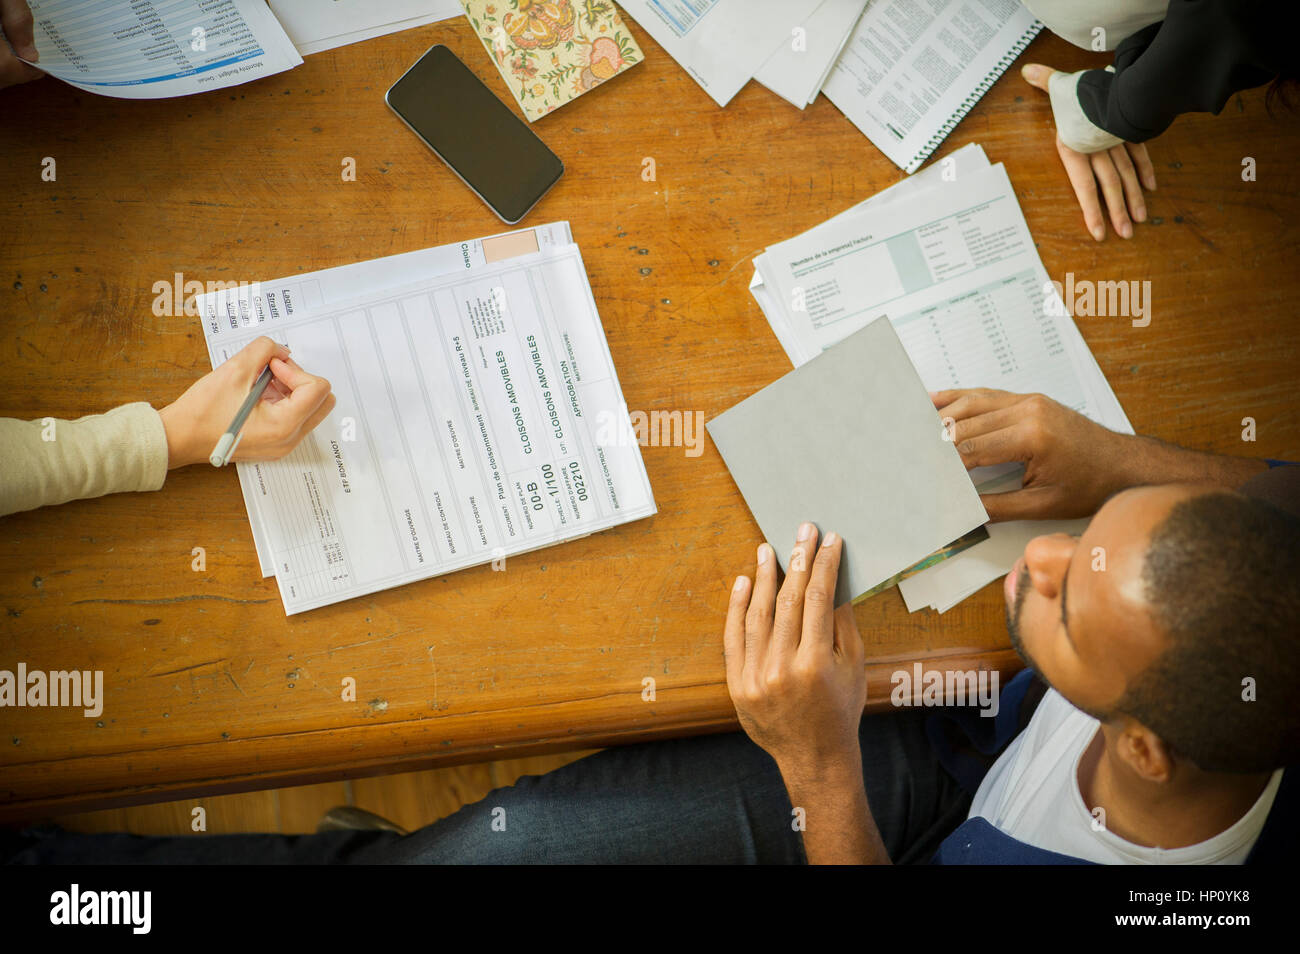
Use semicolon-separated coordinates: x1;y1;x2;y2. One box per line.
386;44;564;224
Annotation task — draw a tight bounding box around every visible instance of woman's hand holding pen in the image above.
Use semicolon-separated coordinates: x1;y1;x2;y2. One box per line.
158;336;335;469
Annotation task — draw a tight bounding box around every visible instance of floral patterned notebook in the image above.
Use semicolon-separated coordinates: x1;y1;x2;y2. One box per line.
459;1;643;121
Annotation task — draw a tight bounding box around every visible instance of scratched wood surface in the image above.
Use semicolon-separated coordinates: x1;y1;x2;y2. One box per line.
1;17;1298;821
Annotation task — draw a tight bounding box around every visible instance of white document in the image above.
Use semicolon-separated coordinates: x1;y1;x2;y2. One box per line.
755;0;868;109
823;0;1041;171
751;141;989;364
618;0;821;107
748;157;1134;612
203;243;656;615
24;0;302;98
197;222;573;576
757;163;1102;431
268;0;463;56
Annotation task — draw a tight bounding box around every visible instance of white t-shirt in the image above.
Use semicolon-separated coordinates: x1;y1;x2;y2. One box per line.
968;688;1283;864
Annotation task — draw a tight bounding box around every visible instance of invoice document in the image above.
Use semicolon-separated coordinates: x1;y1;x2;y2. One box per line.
25;0;302;98
748;157;1133;612
754;163;1121;434
751;142;990;364
197;223;573;576
201;243;657;614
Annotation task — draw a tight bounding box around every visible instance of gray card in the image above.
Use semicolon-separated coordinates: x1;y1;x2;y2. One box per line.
707;316;988;606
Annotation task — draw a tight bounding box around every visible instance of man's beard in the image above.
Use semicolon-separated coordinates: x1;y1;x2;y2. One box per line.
1005;563;1035;668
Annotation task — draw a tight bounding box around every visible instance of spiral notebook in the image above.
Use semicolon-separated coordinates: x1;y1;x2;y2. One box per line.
823;0;1042;173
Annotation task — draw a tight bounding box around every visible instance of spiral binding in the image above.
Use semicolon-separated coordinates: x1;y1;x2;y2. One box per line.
905;20;1044;173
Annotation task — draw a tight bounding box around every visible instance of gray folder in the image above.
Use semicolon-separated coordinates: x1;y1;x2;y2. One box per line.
708;316;988;606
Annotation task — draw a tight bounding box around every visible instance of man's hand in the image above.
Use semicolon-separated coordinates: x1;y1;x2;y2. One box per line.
725;525;865;778
158;336;336;469
1;0;42;90
725;525;889;863
933;388;1269;521
1022;63;1157;242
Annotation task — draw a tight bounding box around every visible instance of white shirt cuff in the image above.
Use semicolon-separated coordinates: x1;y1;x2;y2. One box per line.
1048;68;1124;154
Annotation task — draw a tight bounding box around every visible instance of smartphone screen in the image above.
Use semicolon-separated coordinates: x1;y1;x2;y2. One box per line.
386;45;564;224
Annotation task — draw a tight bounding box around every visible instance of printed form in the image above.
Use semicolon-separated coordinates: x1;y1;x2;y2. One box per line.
754;163;1126;431
749;157;1133;612
25;0;302;98
197;223;573;576
201;244;656;614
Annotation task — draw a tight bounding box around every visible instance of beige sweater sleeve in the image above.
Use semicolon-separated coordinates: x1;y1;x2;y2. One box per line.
0;402;169;517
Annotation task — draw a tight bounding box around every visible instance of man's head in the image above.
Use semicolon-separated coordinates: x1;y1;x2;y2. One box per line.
1004;484;1300;779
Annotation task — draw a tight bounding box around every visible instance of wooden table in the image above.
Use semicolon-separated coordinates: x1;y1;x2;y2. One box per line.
2;19;1297;821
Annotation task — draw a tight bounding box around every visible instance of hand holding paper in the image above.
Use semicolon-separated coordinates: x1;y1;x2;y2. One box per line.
934;387;1269;522
708;316;989;607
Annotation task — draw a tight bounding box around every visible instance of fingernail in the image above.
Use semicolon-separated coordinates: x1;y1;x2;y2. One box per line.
797;522;813;541
733;575;748;593
1120;222;1132;238
1091;225;1105;241
1134;207;1146;223
824;531;839;547
757;544;769;566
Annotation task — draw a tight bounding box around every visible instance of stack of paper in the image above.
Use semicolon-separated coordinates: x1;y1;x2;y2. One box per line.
616;0;828;107
616;0;1038;175
754;0;871;108
748;144;1133;613
195;224;657;614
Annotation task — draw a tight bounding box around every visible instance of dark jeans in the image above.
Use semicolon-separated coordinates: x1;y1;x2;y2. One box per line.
4;710;970;864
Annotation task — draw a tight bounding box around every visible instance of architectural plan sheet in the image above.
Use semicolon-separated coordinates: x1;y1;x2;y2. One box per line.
197;223;573;576
200;242;655;615
24;0;302;98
